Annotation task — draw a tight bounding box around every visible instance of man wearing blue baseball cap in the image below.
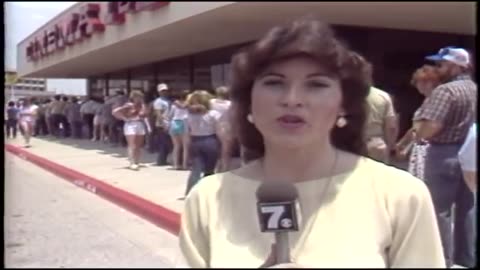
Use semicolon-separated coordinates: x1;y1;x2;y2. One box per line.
425;46;472;78
414;47;477;268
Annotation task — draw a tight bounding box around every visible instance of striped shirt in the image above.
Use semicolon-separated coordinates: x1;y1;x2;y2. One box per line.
187;110;221;136
414;75;477;144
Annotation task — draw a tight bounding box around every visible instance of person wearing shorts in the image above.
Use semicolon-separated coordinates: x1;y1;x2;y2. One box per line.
168;91;189;170
113;90;148;171
18;98;38;147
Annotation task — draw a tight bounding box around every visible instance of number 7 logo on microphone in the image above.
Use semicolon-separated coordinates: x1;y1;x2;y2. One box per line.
257;202;299;232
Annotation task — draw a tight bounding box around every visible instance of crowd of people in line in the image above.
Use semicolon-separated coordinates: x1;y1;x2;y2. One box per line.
4;84;239;196
4;18;477;267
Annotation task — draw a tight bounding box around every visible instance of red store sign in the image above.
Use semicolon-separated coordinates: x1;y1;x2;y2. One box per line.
25;2;169;62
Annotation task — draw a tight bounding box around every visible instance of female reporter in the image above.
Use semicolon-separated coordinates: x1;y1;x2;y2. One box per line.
179;17;444;268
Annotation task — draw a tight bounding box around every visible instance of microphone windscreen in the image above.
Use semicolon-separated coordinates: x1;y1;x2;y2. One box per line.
256;181;298;203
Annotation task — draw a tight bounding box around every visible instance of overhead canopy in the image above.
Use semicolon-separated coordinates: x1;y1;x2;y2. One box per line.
17;1;476;78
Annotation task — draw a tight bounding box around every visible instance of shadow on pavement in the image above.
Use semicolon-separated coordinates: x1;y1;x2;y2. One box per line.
35;136;159;165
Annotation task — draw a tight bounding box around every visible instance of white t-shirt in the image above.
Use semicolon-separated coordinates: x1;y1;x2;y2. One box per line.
459;123;477;172
19;105;38;122
210;99;231;117
170;103;189;121
187;110;221;136
153;97;169;111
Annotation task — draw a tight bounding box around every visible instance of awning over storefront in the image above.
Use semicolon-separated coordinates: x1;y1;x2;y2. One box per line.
17;1;475;78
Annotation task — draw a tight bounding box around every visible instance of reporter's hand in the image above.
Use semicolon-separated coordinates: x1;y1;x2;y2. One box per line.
259;244;305;268
268;262;304;268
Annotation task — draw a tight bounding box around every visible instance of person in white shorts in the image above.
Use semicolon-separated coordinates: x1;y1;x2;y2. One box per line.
18;98;38;147
113;90;149;170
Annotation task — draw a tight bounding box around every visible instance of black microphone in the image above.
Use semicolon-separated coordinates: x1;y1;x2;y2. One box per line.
256;181;299;264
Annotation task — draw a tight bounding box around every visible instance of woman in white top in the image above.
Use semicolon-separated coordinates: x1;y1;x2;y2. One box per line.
18;98;38;147
179;17;444;268
168;91;190;170
210;86;233;172
113;90;149;171
184;90;221;196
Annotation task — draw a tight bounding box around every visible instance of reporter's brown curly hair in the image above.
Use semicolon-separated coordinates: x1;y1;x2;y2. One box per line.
229;16;372;158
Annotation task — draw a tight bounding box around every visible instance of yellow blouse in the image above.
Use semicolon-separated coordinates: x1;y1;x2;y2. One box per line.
179;157;445;268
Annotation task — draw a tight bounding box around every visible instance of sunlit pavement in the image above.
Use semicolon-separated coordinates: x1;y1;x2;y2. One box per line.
4;152;184;268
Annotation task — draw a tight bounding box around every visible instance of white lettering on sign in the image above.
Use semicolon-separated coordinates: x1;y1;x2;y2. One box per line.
260;205;286;229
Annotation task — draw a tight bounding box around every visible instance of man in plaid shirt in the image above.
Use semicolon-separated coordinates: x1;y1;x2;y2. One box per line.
414;47;477;268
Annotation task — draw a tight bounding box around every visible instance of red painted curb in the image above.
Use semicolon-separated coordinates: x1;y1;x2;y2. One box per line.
5;143;181;236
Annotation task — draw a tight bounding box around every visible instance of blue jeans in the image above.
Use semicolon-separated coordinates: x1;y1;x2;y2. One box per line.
156;127;172;166
468;193;477;267
424;143;475;268
6;119;18;138
185;135;220;196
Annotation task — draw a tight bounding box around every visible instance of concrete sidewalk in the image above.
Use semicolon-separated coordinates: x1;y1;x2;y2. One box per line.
5;137;188;214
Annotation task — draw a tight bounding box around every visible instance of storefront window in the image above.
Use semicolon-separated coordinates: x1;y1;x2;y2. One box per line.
88;77;107;98
131;63;157;102
193;66;212;90
157;57;190;92
108;70;128;96
210;64;224;89
192;44;244;91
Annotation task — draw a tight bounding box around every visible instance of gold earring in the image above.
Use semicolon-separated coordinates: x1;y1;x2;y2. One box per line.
336;116;347;128
247;114;254;123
